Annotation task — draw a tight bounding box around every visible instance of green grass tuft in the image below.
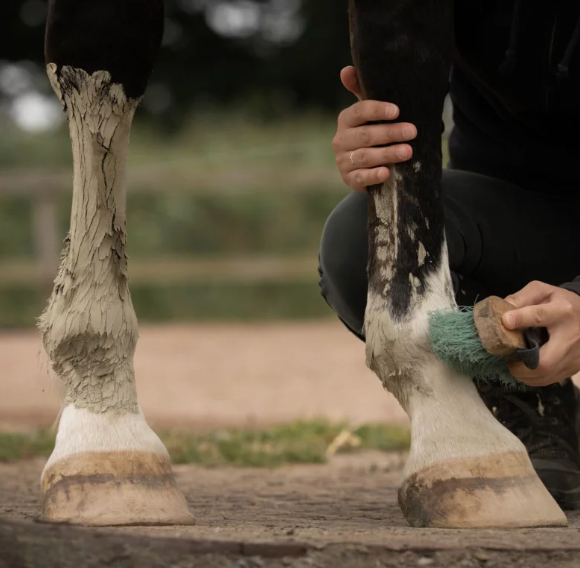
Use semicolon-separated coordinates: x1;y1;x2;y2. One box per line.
163;420;341;468
0;421;410;468
354;423;411;453
0;431;56;462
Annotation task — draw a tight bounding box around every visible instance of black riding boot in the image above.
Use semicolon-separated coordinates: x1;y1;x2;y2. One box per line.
478;379;580;510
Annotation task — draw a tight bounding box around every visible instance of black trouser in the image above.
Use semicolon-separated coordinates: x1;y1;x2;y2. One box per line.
319;169;580;340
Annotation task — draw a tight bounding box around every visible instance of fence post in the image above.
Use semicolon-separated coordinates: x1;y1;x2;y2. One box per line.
32;189;59;294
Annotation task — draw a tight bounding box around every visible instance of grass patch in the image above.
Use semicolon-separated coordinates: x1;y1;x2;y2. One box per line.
0;431;56;462
354;423;412;453
0;421;410;467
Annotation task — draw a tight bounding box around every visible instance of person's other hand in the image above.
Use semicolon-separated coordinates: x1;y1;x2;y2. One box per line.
503;281;580;386
333;66;417;192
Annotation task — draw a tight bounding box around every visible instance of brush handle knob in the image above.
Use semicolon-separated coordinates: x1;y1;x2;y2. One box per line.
473;296;527;357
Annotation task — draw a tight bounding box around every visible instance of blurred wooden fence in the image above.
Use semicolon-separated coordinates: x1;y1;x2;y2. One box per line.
0;175;61;289
0;100;452;290
0;171;322;289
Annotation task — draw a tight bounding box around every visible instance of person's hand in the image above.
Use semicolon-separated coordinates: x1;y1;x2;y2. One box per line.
333;66;417;192
503;281;580;386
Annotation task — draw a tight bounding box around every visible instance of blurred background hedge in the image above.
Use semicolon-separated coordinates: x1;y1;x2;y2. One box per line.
0;0;451;328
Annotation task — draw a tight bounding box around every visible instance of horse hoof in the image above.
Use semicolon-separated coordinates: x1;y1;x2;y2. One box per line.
399;452;567;528
41;451;194;526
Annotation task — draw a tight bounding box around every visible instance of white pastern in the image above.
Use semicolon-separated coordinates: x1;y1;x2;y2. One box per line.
404;360;527;475
42;405;169;481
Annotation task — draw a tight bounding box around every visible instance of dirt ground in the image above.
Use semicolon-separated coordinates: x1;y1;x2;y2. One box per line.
3;322;580;567
2;453;580;568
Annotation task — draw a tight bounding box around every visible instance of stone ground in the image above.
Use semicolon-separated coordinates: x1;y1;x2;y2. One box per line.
2;454;580;568
2;322;580;567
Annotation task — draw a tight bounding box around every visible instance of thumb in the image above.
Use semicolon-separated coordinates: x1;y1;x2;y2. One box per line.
503;281;555;330
341;66;363;100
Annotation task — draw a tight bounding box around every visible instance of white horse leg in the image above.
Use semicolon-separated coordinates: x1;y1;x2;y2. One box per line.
365;231;565;527
351;0;566;528
39;1;193;526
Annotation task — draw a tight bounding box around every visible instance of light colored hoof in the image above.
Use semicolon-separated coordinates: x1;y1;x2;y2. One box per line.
399;452;567;528
41;451;195;526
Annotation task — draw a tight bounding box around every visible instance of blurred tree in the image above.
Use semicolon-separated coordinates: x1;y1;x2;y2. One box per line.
0;0;354;127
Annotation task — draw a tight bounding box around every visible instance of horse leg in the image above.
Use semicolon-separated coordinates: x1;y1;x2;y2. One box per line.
349;0;566;528
39;0;194;526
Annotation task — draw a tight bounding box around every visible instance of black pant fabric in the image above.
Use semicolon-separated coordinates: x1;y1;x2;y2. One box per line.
318;169;580;340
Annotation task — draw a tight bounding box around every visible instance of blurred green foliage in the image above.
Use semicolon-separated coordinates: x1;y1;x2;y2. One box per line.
0;115;349;327
0;281;334;328
0;120;450;328
0;421;411;467
0;191;341;259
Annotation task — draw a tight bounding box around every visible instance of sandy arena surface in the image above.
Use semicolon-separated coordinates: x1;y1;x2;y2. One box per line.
0;321;407;431
3;321;580;567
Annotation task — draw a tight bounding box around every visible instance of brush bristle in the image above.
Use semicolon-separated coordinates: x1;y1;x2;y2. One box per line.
428;307;522;389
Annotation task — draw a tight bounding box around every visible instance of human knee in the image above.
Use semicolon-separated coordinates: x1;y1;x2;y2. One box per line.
318;194;369;335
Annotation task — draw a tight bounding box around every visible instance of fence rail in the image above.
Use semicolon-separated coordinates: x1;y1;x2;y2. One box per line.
0;256;318;286
0;164;341;289
0;119;452;288
0;168;342;196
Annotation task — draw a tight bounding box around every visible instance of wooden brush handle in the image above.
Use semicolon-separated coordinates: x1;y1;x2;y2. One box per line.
473;296;527;357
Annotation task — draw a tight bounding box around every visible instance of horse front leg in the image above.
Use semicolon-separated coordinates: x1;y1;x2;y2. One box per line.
39;0;193;526
349;0;566;528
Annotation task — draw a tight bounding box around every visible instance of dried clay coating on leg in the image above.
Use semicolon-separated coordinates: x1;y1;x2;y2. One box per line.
39;64;140;414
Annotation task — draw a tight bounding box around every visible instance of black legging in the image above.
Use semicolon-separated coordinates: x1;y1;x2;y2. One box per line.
319;169;580;340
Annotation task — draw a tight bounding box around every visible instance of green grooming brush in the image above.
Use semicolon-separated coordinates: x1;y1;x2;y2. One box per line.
429;296;531;389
